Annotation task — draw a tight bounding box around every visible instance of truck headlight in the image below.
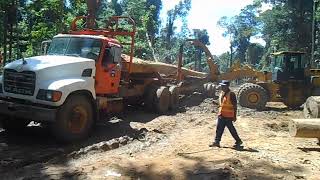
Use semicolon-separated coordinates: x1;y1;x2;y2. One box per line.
37;89;62;102
0;83;3;93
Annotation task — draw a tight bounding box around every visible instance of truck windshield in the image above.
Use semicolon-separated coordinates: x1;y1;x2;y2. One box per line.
47;37;102;61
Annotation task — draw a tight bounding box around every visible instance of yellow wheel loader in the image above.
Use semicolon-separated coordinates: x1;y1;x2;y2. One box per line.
238;51;320;110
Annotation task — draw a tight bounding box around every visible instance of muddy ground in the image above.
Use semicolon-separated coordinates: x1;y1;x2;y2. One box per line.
0;87;320;180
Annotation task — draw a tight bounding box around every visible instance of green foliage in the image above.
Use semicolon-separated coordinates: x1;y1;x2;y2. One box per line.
217;52;231;72
217;0;317;71
218;2;262;63
245;43;264;66
260;0;313;52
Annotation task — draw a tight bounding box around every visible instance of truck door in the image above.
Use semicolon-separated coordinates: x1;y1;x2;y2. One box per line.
95;45;122;95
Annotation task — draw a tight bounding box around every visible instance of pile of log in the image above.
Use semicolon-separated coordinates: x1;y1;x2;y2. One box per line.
289;96;320;145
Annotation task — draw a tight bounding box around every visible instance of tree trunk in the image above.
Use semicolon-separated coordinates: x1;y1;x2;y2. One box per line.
289;119;320;138
9;23;13;60
146;31;157;61
303;96;320;118
3;12;8;64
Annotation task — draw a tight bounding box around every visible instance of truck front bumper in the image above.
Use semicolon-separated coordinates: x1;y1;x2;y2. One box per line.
0;99;57;122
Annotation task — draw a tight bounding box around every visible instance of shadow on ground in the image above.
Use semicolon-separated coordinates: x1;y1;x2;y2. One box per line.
298;147;320;152
114;152;305;180
0;103;176;179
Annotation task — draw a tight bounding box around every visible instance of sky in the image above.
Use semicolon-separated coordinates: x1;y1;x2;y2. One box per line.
160;0;271;56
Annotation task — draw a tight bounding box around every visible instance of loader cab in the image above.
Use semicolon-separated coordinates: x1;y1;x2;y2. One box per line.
271;51;306;83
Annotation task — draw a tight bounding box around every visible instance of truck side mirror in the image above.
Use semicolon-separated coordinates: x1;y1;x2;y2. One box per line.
41;40;52;55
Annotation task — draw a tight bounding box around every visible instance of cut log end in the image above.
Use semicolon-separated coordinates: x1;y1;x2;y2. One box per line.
303;96;320;118
288;120;298;137
289;119;320;138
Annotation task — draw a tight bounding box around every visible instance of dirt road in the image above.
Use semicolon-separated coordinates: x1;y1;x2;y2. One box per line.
1;89;320;180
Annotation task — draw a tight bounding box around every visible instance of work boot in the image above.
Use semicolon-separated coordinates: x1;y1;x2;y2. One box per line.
233;140;243;148
209;142;220;148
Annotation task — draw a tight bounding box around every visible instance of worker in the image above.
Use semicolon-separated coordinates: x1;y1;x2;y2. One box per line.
209;80;243;148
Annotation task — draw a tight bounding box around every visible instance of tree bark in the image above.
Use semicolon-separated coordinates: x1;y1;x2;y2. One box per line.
289;119;320;138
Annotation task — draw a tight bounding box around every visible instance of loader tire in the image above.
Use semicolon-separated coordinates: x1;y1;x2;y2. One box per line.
155;86;170;114
52;94;94;142
237;83;251;98
169;86;179;110
238;83;268;110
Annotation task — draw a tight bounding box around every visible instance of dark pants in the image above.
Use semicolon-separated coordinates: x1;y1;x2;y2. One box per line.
215;116;241;144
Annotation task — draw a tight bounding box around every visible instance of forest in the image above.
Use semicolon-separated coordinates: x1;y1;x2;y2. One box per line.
0;0;319;72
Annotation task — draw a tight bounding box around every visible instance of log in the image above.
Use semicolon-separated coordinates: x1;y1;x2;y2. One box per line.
289;119;320;138
121;54;208;78
303;96;320;118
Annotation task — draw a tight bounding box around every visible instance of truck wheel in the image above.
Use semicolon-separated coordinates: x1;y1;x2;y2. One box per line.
144;85;158;111
203;83;209;93
52;94;94;142
238;83;268;110
204;83;216;98
169;86;179;110
155;86;170;114
1;117;30;133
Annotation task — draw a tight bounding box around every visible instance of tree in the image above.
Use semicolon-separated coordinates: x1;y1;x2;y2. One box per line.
260;0;313;56
119;0;162;60
193;29;210;71
165;0;191;50
245;43;264;66
218;2;261;63
218;52;231;72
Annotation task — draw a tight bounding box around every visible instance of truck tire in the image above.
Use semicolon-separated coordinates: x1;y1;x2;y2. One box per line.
52;94;94;142
203;83;209;94
144;85;158;111
169;86;179;110
1;117;30;133
203;83;216;98
238;83;268;110
155;86;170;114
206;83;216;98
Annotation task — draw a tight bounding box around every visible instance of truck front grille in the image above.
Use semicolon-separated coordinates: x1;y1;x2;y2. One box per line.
3;69;36;96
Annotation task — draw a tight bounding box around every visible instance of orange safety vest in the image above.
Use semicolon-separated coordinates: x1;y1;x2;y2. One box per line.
218;91;235;118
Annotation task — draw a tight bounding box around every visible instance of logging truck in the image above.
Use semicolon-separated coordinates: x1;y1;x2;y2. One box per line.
0;14;216;142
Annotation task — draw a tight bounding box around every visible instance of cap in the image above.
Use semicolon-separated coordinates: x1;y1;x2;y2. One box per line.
219;80;230;86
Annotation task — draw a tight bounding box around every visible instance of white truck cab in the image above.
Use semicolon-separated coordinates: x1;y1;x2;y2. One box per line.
0;34;106;142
